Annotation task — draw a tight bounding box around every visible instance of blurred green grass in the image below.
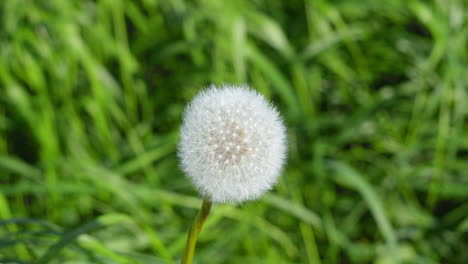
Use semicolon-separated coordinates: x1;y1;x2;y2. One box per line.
0;0;467;263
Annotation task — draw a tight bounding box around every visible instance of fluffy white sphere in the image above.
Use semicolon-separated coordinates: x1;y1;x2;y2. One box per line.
178;84;287;203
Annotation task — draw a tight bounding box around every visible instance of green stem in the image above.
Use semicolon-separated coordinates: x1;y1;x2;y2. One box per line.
181;199;212;264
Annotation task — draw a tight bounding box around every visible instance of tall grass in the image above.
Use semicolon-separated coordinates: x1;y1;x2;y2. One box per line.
0;0;467;263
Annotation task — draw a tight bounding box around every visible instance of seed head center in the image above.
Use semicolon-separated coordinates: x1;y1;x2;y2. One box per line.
211;121;249;165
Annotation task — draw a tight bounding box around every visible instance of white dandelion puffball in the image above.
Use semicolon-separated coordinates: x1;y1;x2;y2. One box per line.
178;84;287;203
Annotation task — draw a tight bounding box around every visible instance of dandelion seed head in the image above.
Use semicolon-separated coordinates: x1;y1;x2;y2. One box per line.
178;84;287;203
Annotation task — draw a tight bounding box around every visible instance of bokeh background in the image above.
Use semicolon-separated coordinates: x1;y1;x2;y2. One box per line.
1;0;467;263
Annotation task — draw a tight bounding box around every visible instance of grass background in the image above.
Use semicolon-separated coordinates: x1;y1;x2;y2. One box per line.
0;0;467;263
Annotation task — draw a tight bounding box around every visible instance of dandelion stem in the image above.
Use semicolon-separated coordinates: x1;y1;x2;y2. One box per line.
181;199;212;264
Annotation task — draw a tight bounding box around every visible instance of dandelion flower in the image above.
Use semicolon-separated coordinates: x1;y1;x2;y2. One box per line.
178;84;287;203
